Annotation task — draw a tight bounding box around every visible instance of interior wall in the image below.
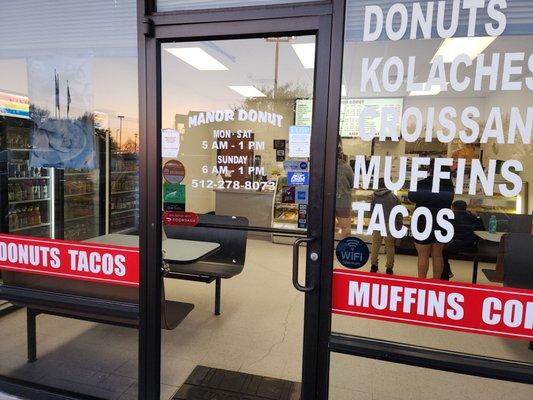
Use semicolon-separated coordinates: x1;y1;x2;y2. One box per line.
178;99;295;213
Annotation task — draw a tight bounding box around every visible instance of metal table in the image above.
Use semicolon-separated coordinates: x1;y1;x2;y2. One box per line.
465;231;505;283
474;231;505;243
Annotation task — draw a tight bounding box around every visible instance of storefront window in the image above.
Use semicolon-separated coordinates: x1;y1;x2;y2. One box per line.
157;0;323;12
0;0;139;397
330;0;533;398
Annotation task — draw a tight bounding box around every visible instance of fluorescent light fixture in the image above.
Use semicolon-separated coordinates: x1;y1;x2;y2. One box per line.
292;43;315;69
229;86;266;98
409;82;448;96
341;85;347;97
516;195;522;214
165;47;228;70
431;36;496;63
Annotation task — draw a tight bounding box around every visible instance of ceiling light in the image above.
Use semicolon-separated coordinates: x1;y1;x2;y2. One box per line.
409;82;448;96
292;43;315;69
229;86;266;98
165;47;228;70
431;36;496;63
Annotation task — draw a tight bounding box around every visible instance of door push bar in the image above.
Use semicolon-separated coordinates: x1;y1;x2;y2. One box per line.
292;237;316;292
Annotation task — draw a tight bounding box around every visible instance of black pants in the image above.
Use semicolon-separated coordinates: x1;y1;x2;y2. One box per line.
441;240;475;280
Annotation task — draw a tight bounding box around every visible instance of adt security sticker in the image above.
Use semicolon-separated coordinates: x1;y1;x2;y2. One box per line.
336;237;369;269
283;161;309;172
295;186;308;204
287;171;309;186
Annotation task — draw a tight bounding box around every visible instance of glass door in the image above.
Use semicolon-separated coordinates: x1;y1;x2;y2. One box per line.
140;11;335;397
157;34;319;399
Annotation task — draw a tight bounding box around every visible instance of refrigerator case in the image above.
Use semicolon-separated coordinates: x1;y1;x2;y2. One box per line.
108;151;139;234
1;116;54;239
62;169;101;241
60;134;106;241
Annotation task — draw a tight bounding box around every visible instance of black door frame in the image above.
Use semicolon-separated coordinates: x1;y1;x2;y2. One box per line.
137;1;341;399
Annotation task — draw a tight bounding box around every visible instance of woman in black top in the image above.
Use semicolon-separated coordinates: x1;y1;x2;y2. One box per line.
408;161;454;279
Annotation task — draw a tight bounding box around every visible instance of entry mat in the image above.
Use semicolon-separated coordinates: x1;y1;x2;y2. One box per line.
173;365;301;400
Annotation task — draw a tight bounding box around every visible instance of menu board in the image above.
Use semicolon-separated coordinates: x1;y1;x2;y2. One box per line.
295;98;403;138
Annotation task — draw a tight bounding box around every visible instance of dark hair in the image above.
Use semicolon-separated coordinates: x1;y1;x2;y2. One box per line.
452;200;467;211
429;158;452;176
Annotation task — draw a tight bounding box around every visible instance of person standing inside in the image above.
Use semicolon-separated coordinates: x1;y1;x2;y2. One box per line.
408;160;454;279
370;179;402;274
336;147;354;239
441;200;484;280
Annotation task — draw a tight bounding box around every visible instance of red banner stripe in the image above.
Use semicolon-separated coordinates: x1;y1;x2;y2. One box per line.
0;234;139;287
332;269;533;340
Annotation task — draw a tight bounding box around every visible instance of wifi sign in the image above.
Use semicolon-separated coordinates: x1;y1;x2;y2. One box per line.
336;237;369;269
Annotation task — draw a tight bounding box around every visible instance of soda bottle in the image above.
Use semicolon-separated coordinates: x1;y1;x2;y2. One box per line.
488;215;497;234
14;183;22;201
34;207;40;225
34;182;41;199
41;180;48;198
34;206;41;225
27;206;34;226
20;207;27;227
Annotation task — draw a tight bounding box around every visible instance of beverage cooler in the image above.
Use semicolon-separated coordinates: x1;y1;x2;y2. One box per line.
1;116;56;239
61;164;105;241
1;115;139;240
0;115;106;242
108;151;139;234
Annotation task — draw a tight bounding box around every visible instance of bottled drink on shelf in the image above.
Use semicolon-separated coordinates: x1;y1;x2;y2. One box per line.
33;181;41;199
41;180;48;198
34;206;41;225
19;207;27;227
27;206;35;226
8;207;19;230
14;183;22;201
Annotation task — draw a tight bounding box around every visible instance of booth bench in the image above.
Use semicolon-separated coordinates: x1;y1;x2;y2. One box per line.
0;234;220;363
164;214;249;315
0;213;248;362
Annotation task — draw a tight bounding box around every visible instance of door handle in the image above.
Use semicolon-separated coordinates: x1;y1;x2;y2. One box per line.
292;237;316;292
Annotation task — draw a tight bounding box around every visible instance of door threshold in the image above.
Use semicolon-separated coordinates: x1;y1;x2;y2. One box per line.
174;365;300;400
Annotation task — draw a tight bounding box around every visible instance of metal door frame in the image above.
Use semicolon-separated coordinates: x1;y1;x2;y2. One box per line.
137;1;341;399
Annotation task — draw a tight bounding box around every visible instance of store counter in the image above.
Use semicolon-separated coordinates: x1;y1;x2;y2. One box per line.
214;189;274;236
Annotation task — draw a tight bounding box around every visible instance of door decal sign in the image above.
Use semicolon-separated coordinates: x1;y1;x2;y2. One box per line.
332;270;533;340
163;211;199;227
0;234;139;287
163;160;186;184
336;237;369;269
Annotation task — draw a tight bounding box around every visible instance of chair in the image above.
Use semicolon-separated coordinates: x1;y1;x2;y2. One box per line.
164;214;249;315
460;239;499;284
482;215;533;283
503;233;533;289
503;233;533;350
508;215;533;234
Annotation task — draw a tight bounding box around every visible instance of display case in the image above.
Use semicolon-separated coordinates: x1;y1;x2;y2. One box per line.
271;176;305;243
1;116;55;239
108;151;139;234
62;168;101;241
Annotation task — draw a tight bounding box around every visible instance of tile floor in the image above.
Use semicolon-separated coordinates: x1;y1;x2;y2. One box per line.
0;238;531;399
